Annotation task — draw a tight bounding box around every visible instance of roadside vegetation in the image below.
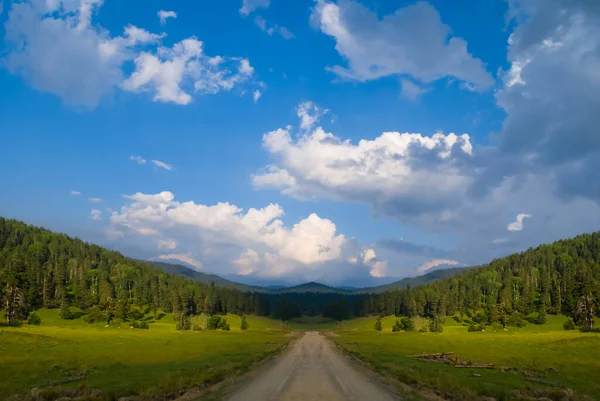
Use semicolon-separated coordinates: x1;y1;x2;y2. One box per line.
332;314;600;400
0;308;289;400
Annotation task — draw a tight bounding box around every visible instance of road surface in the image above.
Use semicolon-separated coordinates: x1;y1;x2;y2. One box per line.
225;331;398;401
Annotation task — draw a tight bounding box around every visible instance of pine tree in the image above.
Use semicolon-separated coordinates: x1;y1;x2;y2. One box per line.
59;297;73;320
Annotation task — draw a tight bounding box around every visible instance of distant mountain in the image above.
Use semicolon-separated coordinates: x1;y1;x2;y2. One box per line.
354;267;466;294
150;261;268;293
279;281;350;294
150;261;467;295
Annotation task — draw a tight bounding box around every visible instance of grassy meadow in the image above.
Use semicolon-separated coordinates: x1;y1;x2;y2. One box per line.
0;309;290;400
332;314;600;400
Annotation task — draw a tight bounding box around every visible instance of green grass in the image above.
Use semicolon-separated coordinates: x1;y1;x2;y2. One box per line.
0;309;289;400
332;314;600;400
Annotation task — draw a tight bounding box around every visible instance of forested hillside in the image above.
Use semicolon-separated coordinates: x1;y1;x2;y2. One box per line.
355;233;600;329
0;218;268;326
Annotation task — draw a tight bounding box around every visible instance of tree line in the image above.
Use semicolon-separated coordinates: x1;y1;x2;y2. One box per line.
353;232;600;330
2;217;598;331
0;218;269;326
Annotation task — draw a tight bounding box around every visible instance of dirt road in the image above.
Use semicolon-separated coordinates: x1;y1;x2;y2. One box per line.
225;331;398;401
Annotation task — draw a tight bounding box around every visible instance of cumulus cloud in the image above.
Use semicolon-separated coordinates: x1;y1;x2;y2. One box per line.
156;253;203;270
107;191;378;278
151;160;174;171
3;0;257;107
158;10;176;25
253;90;262;103
493;0;600;201
507;213;531;232
310;0;493;91
130;155;147;164
239;0;270;16
416;259;461;274
90;209;102;220
121;38;255;105
253;103;474;223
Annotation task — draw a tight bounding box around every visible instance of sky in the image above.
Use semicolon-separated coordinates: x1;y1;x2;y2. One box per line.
1;0;600;287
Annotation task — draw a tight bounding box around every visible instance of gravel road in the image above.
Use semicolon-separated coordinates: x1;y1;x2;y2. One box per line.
225;331;398;401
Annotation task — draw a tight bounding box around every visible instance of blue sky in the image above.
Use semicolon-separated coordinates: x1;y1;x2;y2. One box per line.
1;0;600;286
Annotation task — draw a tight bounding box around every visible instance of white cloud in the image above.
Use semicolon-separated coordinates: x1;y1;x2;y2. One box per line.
70;190;82;196
416;259;460;273
156;253;203;270
253;89;262;103
158;239;177;250
89;197;102;203
130;155;147;164
3;0;257;107
90;209;102;220
507;213;531;232
151;160;174;171
400;78;428;101
253;16;295;39
121;38;255;105
158;10;177;26
233;249;260;275
253;102;474;222
310;0;493;91
296;101;328;131
107;191;377;278
239;0;269;16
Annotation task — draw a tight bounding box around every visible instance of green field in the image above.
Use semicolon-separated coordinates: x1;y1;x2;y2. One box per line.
0;309;290;400
332;314;600;400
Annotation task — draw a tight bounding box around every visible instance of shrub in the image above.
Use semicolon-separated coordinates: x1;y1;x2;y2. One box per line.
27;312;42;326
207;315;222;330
217;317;229;330
176;315;191;331
83;307;105;324
506;312;528;328
563;318;576;330
374;317;382;332
429;316;443;333
111;318;125;328
468;324;484;332
132;320;149;329
240;316;249;331
401;317;415;332
59;299;73;320
392;320;402;332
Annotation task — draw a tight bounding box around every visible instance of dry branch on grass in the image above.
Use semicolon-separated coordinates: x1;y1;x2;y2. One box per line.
408;352;495;369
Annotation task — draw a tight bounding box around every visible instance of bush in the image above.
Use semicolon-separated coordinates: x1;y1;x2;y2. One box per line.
240;316;249;331
506;312;528;328
392;320;402;332
563;318;576;330
217;317;229;330
176;315;191;331
468;324;484;332
111;318;125;328
83;307;105;324
374;317;382;332
429;316;443;333
27;312;42;326
132;320;149;329
207;315;223;330
401;317;415;332
59;299;73;320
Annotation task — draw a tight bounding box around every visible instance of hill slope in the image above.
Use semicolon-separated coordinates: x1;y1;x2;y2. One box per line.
355;267;466;294
150;261;267;293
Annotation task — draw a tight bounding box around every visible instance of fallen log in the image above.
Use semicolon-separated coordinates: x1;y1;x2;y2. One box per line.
455;364;495;369
408;352;454;358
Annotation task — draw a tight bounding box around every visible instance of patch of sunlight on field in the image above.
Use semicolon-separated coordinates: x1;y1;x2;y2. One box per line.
332;314;600;399
0;309;288;400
